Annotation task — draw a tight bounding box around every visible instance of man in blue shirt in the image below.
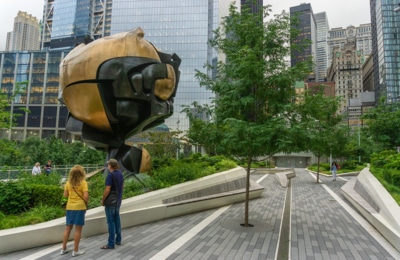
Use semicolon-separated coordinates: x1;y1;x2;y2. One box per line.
101;159;124;249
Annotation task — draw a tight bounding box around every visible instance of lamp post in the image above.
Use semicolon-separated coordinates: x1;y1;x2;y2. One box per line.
358;120;361;162
176;120;180;160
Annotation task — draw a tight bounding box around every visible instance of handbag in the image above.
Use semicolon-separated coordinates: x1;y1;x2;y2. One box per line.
104;173;119;206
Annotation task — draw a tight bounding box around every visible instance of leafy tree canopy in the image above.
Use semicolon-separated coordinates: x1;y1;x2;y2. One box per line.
362;97;400;150
191;4;311;160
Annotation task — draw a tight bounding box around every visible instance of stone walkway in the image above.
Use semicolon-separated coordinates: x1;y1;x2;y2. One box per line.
2;168;399;260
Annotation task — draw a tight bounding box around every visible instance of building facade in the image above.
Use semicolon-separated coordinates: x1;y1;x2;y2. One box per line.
5;11;40;52
327;43;364;113
362;54;374;92
370;0;400;104
327;24;372;66
315;12;329;82
107;0;239;132
0;51;70;140
290;3;317;82
41;0;112;50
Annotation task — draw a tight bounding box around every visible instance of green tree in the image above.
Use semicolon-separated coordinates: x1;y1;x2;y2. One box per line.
20;137;48;166
181;102;222;156
0;92;11;129
362;98;400;151
194;3;310;226
0;81;29;129
295;89;348;182
342;129;375;163
142;130;180;159
0;139;21;166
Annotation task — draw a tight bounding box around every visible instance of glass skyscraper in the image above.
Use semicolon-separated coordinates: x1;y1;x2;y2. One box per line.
109;0;234;132
370;0;400;104
0;51;70;140
41;0;112;49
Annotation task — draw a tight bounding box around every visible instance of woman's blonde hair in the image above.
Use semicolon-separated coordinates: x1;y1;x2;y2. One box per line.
68;165;86;186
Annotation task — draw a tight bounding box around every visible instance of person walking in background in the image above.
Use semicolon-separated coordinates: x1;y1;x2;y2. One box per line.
61;165;89;257
32;162;41;175
44;160;52;174
101;159;124;249
331;161;338;181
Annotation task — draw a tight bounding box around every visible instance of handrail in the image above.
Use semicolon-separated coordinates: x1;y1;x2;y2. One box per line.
0;164;104;180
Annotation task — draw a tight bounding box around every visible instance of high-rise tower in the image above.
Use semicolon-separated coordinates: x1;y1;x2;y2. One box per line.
314;12;329;82
370;0;400;104
41;0;112;50
290;3;317;82
109;0;240;131
6;11;40;51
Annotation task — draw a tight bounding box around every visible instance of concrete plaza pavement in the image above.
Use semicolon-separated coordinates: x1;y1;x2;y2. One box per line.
2;168;400;260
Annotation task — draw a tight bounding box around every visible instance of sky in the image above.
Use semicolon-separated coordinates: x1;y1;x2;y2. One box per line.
0;0;371;51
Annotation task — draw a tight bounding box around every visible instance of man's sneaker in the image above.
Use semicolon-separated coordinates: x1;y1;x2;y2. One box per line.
60;248;71;255
72;250;85;257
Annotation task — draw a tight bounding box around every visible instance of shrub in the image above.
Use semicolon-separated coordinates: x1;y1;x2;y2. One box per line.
340;160;358;170
23;205;65;222
0;181;31;214
391;171;400;187
152;161;201;186
30;184;63;207
370;150;397;168
0;205;65;229
18;172;64;186
215;159;237;171
123;177;149;197
151;156;174;172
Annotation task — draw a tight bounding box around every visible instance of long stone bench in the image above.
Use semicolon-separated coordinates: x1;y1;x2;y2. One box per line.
341;168;400;252
0;166;264;254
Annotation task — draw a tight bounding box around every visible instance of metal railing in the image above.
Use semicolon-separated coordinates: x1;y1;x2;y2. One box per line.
0;164;104;180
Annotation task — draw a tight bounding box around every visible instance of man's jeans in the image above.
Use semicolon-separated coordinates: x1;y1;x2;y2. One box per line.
105;206;121;247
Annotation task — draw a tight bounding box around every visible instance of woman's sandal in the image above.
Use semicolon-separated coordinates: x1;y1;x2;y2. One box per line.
100;245;115;249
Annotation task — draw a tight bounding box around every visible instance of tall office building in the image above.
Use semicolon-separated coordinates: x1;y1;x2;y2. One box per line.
41;0;112;50
109;0;240;132
327;24;372;65
0;50;70;140
5;11;40;51
290;3;317;81
315;12;329;82
326;43;364;113
370;0;400;104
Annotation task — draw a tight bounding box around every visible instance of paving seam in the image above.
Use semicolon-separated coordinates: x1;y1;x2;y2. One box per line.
306;170;400;259
150;174;271;260
275;177;291;260
149;205;231;259
19;244;60;260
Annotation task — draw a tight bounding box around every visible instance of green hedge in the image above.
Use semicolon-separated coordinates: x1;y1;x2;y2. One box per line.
0;181;31;215
30;184;64;207
371;150;400;186
0;182;63;215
